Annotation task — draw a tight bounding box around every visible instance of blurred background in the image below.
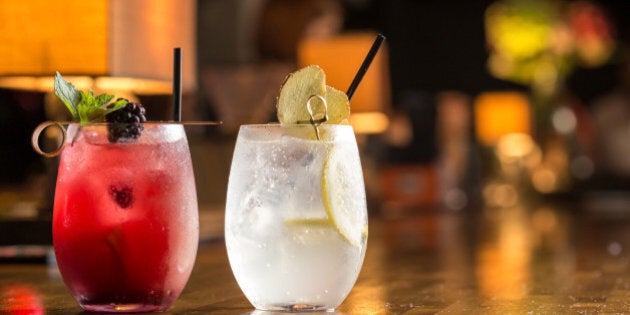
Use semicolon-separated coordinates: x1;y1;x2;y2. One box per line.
0;0;629;246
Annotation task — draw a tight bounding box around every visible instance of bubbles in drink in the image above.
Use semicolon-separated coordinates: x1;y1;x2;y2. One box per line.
225;125;367;311
52;123;198;312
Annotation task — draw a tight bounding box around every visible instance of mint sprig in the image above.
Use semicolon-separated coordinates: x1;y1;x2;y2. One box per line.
54;72;127;124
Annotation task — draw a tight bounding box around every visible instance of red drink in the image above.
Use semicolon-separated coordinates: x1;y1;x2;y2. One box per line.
52;123;199;313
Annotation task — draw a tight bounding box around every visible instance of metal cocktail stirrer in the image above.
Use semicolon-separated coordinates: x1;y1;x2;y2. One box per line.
297;94;328;140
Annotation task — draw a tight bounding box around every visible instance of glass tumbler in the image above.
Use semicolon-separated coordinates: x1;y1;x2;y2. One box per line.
225;124;368;312
36;122;199;313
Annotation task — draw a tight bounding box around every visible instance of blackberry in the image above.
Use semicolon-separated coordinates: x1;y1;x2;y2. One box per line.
105;99;147;143
109;184;134;208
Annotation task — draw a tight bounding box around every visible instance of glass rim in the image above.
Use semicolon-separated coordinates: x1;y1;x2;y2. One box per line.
47;120;222;126
32;120;220;158
239;123;354;129
239;123;355;140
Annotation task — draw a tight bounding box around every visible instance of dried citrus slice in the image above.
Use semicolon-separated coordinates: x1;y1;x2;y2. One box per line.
325;85;350;124
276;65;350;125
277;65;326;125
321;144;367;247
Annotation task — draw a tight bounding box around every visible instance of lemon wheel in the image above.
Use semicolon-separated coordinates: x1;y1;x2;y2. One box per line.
321;145;366;247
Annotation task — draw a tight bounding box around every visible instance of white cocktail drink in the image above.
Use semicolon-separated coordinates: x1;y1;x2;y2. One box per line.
225;124;368;311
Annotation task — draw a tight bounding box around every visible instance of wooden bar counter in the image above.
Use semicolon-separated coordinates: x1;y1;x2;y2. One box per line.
1;201;629;314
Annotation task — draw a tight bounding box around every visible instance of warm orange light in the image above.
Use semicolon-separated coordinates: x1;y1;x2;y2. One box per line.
476;207;531;300
349;112;389;134
109;0;197;90
0;0;196;91
95;77;172;95
496;133;537;160
474;91;531;146
297;32;391;114
0;0;108;75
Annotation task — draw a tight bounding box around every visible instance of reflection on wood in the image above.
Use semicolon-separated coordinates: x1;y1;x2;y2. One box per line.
1;202;629;314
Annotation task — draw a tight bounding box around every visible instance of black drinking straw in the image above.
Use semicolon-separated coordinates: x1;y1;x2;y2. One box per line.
346;34;386;100
173;47;182;122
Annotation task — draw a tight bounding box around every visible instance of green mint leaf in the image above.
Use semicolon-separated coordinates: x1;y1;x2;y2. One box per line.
77;90;103;124
95;93;115;107
54;72;132;124
54;71;80;120
77;105;106;124
103;98;127;115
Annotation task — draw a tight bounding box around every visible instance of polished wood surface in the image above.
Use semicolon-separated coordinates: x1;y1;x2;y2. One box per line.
1;202;629;314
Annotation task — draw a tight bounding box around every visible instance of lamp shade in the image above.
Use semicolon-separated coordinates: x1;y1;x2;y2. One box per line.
0;0;108;75
0;0;196;91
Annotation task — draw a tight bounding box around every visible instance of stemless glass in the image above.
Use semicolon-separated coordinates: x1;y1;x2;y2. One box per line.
37;122;199;313
225;124;368;312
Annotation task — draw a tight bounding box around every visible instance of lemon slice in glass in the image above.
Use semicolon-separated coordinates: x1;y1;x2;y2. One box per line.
321;144;366;247
284;218;332;227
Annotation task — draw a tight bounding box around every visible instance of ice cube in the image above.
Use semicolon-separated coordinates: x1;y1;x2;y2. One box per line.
235;190;282;241
80;126;109;145
142;124;184;144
